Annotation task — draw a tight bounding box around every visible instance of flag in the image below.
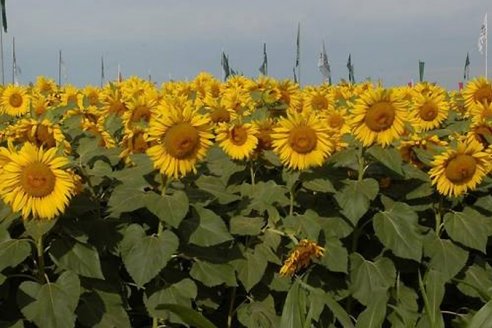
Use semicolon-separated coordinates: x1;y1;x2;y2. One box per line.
221;51;230;80
347;54;355;83
293;67;297;84
1;0;6;33
318;41;331;84
464;52;470;80
478;13;487;55
458;82;464;90
12;37;20;85
59;50;67;85
419;60;425;82
259;43;268;75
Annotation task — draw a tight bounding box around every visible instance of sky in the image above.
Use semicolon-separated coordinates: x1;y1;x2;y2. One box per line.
3;0;491;89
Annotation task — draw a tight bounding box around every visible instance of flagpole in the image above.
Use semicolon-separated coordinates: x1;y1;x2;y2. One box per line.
58;50;62;86
11;36;14;84
486;12;488;78
100;55;104;87
0;19;4;85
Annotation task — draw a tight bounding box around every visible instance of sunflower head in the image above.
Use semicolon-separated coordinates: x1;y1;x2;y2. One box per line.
279;240;324;277
463;77;492;111
216;122;258;160
1;85;30;117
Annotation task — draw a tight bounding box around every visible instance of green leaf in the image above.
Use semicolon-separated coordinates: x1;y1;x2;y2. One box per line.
195;175;240;204
424;235;468;282
283;211;321;240
234;250;268;292
120;225;179;287
237;296;279;328
355;292;388;328
373;196;423;261
49;238;104;279
107;186;146;217
229;216;265;236
319;216;354;239
468;300;492;328
418;269;445;328
146;190;189;228
302;178;336;193
23;219;57;240
146;279;198;320
367;145;404;175
247;180;290;210
349;253;395;306
190;260;237;287
18;271;80;328
388;282;419;327
319;290;354;328
335;179;379;225
280;280;306;328
77;289;131;328
0;230;31;270
320;237;348;273
155;304;217;328
457;263;492;301
188;206;232;247
444;207;489;252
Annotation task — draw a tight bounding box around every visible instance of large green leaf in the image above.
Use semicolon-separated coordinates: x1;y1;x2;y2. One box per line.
246;180;290;213
146;279;198;324
280;280;306;328
23;219;57;240
229;216;265;236
302;178;336;193
155;304;217;328
418;270;445;328
283;211;321;240
350;253;395;306
367;145;404;175
424;235;468;282
119;225;179;287
457;263;492;301
373;196;423;261
237;296;279;328
17;271;80;328
355;292;388;328
234;250;268;292
320;237;348;273
49;237;104;279
107;186;146;217
318;290;354;328
190;260;237;287
335;179;379;225
146;190;189;228
0;229;31;270
388;282;419;327
77;289;131;328
195;175;240;204
188;206;233;247
468;300;492;328
444;207;489;252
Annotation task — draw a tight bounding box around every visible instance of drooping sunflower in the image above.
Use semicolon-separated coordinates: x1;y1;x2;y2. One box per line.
0;143;77;220
349;88;408;147
146;101;214;178
271;112;333;170
1;85;30;116
463;77;492;111
429;138;490;197
215;122;258;160
409;92;449;132
279;239;324;277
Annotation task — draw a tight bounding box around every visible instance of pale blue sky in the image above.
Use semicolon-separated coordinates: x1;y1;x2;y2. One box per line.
4;0;491;88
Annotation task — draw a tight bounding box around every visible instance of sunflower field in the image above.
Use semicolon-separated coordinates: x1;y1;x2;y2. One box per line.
0;74;492;327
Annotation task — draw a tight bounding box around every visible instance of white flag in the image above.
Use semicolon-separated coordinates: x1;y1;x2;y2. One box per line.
318;42;331;83
478;13;487;55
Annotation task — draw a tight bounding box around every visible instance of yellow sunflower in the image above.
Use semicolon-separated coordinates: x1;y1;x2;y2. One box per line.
349;88;408;147
119;128;152;164
34;76;58;95
399;134;447;168
429;138;490;197
215;123;258;160
409;92;449;132
146;101;214;178
1;85;30;116
300;87;335;114
463;77;492;111
469;100;492;126
0;143;77;220
279;239;324;277
271;112;333;170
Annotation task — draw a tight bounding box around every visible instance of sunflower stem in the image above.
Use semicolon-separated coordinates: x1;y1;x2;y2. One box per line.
249;162;255;189
152;317;159;328
157;174;168;237
36;235;46;284
289;191;295;216
227;286;237;328
357;145;365;181
435;196;444;236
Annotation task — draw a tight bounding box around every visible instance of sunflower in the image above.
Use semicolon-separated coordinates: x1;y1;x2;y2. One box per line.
322;107;351;135
34;76;58;95
253;119;275;153
146;101;214;178
463;77;492;111
216;123;258;160
271;112;333;170
301;87;335;113
349;88;408;147
119;128;152;164
469;122;492;147
469;100;492;126
399;134;447;168
121;91;158;129
60;85;81;107
0;143;77;220
31;93;50;117
409;92;449;132
413;82;445;98
221;87;255;117
3;118;71;154
202;96;237;125
82;85;101;106
1;85;30;117
429;138;490;197
279;239;324;277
